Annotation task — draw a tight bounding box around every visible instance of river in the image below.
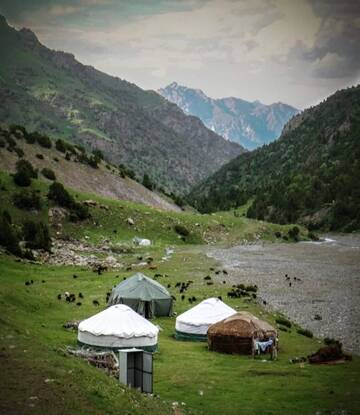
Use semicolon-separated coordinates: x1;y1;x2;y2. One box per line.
207;234;360;355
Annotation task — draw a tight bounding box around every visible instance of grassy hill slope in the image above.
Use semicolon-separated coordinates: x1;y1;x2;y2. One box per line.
0;16;243;194
0;125;181;212
189;85;360;232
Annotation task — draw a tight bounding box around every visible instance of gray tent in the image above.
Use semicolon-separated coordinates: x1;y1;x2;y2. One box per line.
108;273;173;318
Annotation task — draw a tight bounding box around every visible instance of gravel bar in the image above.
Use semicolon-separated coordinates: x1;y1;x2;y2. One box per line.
207;234;360;355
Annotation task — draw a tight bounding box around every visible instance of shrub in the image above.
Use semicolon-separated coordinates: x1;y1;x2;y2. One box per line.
48;182;89;221
24;132;36;144
0;212;22;256
13;159;37;187
55;139;67;153
48;182;73;208
0;138;5;148
92;149;104;161
174;224;189;237
142;173;154;190
36;154;44;160
14;147;24;158
13;191;41;210
288;226;300;240
297;328;313;338
69;203;90;222
22;220;52;251
5;134;16;148
32;132;52;148
41;168;56;181
308;231;319;241
53;157;59;162
3;210;12;224
87;155;99;169
274;231;282;238
275;317;292;328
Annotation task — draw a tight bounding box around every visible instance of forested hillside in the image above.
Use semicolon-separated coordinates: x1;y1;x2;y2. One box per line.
0;16;243;194
189;86;360;231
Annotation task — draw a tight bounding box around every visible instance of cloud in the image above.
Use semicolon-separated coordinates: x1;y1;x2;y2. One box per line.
0;0;358;108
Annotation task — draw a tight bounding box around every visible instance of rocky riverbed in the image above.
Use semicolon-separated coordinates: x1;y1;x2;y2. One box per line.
207;234;360;355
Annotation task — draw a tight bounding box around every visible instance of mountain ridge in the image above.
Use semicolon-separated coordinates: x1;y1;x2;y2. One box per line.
158;82;298;150
188;85;360;231
0;16;244;195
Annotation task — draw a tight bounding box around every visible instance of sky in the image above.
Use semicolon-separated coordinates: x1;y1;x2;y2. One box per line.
0;0;359;109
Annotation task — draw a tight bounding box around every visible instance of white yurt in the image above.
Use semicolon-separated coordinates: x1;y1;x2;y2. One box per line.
78;304;159;351
175;297;236;341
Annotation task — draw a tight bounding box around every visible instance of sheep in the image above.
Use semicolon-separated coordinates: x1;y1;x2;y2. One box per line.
204;276;212;281
206;282;214;286
175;282;181;288
25;281;30;286
93;300;100;306
223;270;228;275
167;284;171;288
73;274;78;279
78;293;84;298
76;302;82;306
126;266;132;271
57;294;62;300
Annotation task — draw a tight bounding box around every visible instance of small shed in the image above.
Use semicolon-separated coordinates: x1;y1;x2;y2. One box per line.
207;312;277;355
175;298;236;341
108;273;173;318
78;304;159;351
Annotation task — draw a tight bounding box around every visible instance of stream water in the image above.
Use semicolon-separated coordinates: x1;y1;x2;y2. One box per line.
207;234;360;354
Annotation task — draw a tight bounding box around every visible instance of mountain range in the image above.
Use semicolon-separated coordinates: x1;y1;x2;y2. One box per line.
159;82;298;150
0;16;243;195
189;85;360;231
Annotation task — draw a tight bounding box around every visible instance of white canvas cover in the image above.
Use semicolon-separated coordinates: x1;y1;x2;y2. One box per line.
175;298;236;335
78;304;159;348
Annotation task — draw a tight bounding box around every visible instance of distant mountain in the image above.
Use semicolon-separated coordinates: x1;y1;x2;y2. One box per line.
158;82;298;150
0;16;243;195
188;85;360;232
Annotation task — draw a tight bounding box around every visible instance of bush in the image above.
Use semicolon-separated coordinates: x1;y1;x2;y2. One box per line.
275;317;292;328
13;191;41;210
48;182;89;221
36;154;44;160
92;149;104;161
0;138;5;148
174;224;189;237
274;231;282;238
32;132;52;148
13;159;37;187
0;212;22;256
297;328;313;338
14;147;24;158
22;220;52;251
87;155;99;169
41;168;56;181
55;139;67;153
48;182;73;208
142;174;154;190
288;226;300;240
69;203;90;222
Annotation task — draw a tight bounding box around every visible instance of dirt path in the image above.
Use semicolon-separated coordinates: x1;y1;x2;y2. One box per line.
207;234;360;354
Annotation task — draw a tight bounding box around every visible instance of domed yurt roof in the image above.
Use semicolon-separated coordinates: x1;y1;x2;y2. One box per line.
175;298;236;340
78;304;159;351
207;312;277;354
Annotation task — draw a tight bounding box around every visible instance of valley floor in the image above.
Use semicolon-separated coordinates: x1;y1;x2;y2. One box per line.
1;243;360;415
207;234;360;355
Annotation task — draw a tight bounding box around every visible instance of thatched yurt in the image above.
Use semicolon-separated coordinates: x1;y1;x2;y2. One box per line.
108;273;173;319
207;312;277;355
78;304;159;351
175;298;236;341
